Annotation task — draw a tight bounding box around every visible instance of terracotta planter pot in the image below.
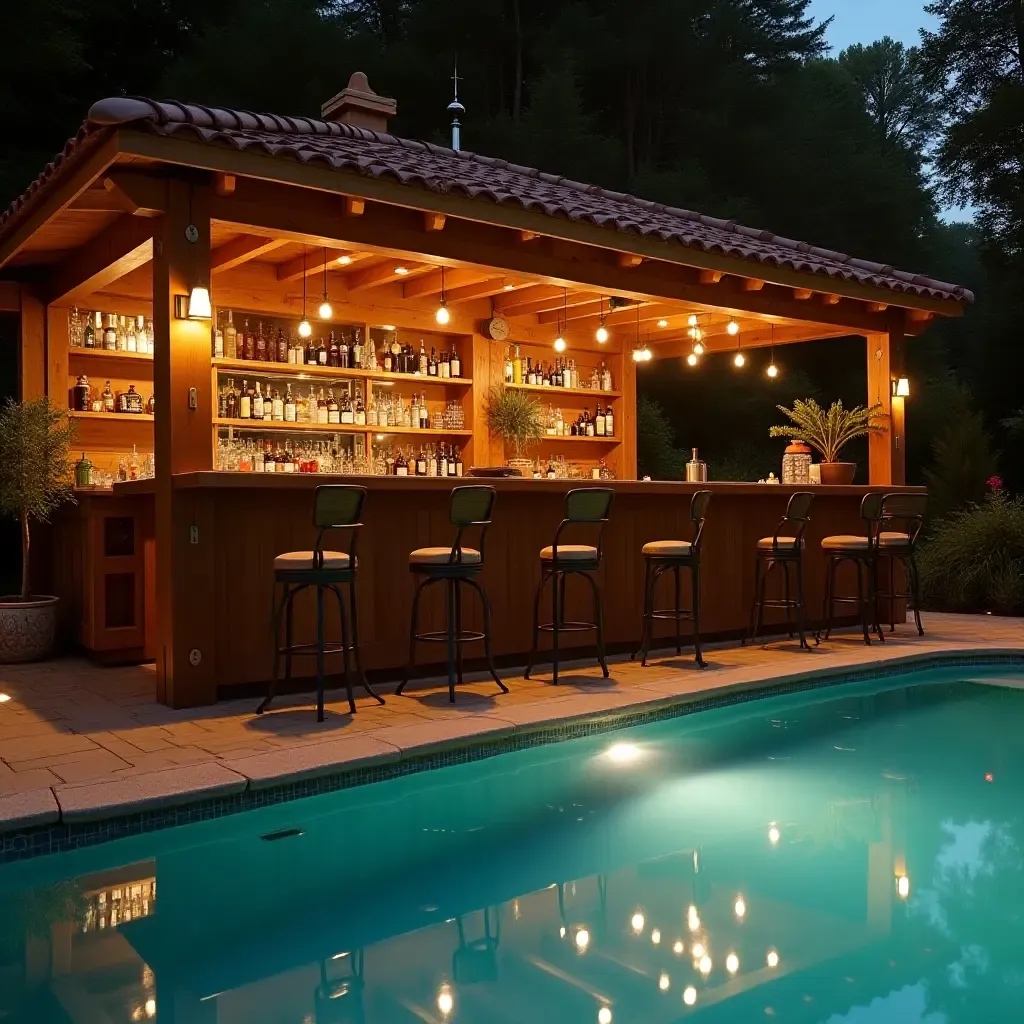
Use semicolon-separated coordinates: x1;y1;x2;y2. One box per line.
0;595;59;663
818;462;857;485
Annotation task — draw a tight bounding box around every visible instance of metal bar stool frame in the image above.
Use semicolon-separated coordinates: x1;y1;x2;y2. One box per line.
634;489;713;668
258;484;384;722
874;492;927;635
818;492;885;646
745;491;815;651
525;487;615;685
396;485;507;704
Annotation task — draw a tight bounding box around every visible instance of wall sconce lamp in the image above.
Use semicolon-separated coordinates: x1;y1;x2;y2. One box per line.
892;377;910;398
175;287;212;320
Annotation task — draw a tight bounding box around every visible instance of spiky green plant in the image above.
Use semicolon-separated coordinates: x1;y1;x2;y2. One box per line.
484;386;543;457
769;398;886;464
0;398;76;601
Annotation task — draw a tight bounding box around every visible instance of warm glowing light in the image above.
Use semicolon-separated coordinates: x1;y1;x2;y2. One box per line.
766;362;779;378
985;772;994;782
659;973;671;991
687;314;698;327
693;341;705;356
733;352;746;368
699;955;712;975
727;320;740;336
145;1000;156;1018
318;301;333;320
504;283;516;291
560;926;567;938
658;319;669;328
375;433;385;442
337;255;352;265
605;743;641;763
435;302;450;326
575;928;590;951
766;950;780;969
0;693;9;703
380;324;396;331
673;940;685;955
691;942;705;959
598;1008;612;1024
687;906;701;932
896;874;910;899
726;953;740;975
683;986;698;1007
631;912;646;934
596;323;609;343
894;377;911;397
437;984;454;1016
187;286;212;320
734;896;747;919
769;824;781;844
554;336;567;353
687;352;698;367
394;266;410;276
298;319;312;339
651;928;662;945
633;348;644;362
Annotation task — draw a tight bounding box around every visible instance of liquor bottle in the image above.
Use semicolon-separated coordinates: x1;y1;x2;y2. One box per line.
239;379;251;419
126;384;144;413
284;384;296;422
416;448;427;476
513;344;523;384
402;396;412;428
305;336;318;366
556;407;565;436
604;403;614;436
420;398;429;430
504;346;514;383
114;315;127;352
74;375;91;411
340;391;354;425
253;323;266;362
327;390;340;424
367;391;378;427
252;383;264;420
352;328;363;369
546;459;557;479
218;382;228;418
245;320;257;361
354;385;366;425
526;358;536;386
570;359;579;389
595;403;605;437
83;312;96;349
339;331;349;369
439;350;450;379
272;388;284;422
585;410;595;437
102;380;115;412
144;318;155;354
383;344;394;373
328;331;340;367
455;446;464;477
428;347;438;377
438;443;448;477
426;443;437;476
103;314;117;351
451;345;461;378
601;361;613;391
390;334;402;372
395;449;408;476
211;320;223;358
129;445;140;481
226;379;238;419
276;328;287;363
317;388;329;425
223;310;237;359
126;317;138;353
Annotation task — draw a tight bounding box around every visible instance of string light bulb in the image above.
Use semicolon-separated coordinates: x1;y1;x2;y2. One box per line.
554;336;567;353
687;352;698;367
298;319;312;338
734;351;746;368
688;314;698;327
693;337;705;357
435;267;450;325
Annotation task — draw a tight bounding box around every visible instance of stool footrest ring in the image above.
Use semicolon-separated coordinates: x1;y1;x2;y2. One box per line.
413;629;486;644
537;620;597;634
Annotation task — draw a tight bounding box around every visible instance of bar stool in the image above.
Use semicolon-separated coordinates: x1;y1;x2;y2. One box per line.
634;489;713;668
525;487;615;685
258;484;384;722
876;492;927;635
745;491;814;650
819;493;885;645
395;485;507;704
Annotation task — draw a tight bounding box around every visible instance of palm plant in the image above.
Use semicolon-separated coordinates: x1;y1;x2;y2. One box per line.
769;398;886;464
484;386;543;458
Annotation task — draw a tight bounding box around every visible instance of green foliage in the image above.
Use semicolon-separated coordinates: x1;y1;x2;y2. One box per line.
0;398;76;600
769;398;886;464
483;386;542;457
0;881;85;959
636;395;684;480
918;490;1024;615
922;405;1000;519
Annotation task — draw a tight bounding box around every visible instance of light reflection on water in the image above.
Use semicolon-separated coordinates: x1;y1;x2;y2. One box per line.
1;671;1023;1022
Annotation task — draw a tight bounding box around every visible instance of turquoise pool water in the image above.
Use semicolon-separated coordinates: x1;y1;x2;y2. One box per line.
2;667;1023;1023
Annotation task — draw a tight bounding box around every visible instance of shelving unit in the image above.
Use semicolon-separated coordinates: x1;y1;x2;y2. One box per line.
504;381;620;399
535;434;619;444
214;418;470;438
69;348;154;365
70;411;154;423
212;356;472;388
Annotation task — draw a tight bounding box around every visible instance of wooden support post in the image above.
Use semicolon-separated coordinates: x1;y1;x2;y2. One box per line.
620;348;638;480
866;311;906;486
19;291;45;400
45;305;69;405
153;177;216;707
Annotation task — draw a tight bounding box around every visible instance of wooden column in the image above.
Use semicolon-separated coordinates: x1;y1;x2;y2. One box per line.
620;348;638;479
45;305;69;404
153;177;216;707
865;310;906;486
19;290;45;400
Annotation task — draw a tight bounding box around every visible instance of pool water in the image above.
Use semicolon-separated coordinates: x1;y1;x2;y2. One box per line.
2;668;1024;1024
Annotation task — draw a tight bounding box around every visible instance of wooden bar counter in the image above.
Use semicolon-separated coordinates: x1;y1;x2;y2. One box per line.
114;473;922;707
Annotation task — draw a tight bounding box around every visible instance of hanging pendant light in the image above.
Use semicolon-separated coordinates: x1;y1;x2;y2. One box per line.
631;303;651;361
318;247;333;320
733;323;745;368
766;325;779;378
727;319;740;336
554;288;568;352
298;247;312;338
435;267;450;325
595;297;609;343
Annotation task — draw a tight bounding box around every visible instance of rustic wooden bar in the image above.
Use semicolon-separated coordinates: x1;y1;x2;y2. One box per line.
111;474;923;707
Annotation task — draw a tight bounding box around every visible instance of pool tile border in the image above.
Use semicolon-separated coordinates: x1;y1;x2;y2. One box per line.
2;649;1022;863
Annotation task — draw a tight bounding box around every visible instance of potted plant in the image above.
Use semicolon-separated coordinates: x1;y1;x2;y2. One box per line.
0;398;76;662
770;398;885;485
484;386;543;470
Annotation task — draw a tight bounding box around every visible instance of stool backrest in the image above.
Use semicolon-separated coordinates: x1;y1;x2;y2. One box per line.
447;485;497;565
312;485;366;565
859;492;883;524
880;492;926;546
552;487;614;563
771;490;814;548
690;489;713;553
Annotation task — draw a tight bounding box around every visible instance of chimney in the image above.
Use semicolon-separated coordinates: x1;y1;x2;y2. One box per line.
321;72;397;133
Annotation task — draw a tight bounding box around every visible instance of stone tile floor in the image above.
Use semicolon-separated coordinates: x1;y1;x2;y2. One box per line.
0;613;1021;828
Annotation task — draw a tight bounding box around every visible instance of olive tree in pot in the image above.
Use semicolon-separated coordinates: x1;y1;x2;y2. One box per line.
484;386;543;471
0;398;76;662
770;399;886;485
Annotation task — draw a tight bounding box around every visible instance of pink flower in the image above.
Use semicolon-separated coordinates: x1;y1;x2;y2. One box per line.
987;475;1004;491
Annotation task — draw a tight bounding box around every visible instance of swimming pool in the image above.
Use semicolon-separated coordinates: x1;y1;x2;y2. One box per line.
1;666;1022;1022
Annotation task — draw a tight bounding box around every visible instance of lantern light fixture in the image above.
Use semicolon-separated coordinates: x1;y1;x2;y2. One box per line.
176;286;212;320
893;377;910;398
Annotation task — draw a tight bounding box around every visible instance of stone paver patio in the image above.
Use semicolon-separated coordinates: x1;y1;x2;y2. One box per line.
0;613;1021;832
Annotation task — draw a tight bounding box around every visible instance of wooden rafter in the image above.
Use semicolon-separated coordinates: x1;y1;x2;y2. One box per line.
210;235;287;273
346;258;427;292
102;172;165;217
402;267;492;300
446;277;516;304
497;287;600;318
275;247;358;282
618;254;644;268
46;215;154;304
699;269;724;284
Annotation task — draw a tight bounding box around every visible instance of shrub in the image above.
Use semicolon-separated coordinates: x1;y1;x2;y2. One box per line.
917;490;1024;615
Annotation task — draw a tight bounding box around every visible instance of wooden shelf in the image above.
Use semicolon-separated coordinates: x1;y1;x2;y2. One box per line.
69;347;153;364
537;434;619;444
212;358;472;388
214;418;471;438
505;382;620;399
70;411;154;423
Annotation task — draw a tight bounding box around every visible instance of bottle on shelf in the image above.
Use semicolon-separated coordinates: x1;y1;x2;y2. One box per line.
595;403;605;437
128;445;140;481
239;379;251;419
601;361;613;391
451;345;461;378
103;314;117;351
317;388;329;425
212;319;223;358
254;323;267;362
604;403;614;436
74;375;91;412
340;390;354;425
226;379;238;419
144;317;155;354
126;317;138;353
428;347;438;377
82;310;95;349
513;344;523;384
367;391;378;427
224;311;237;359
328;331;340;367
354;385;366;426
243;320;256;361
276;328;287;363
115;315;127;352
339;331;350;369
504;346;514;383
252;382;264;420
102;380;115;413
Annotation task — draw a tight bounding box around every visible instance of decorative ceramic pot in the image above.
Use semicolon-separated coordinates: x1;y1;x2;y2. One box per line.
818;462;857;486
0;596;59;663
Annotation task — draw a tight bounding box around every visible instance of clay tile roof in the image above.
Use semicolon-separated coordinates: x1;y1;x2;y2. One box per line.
1;96;974;305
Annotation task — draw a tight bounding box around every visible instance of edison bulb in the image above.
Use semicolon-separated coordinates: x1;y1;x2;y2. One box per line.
435;302;450;326
687;906;701;932
298;319;312;339
727;320;740;336
632;348;644;362
687;352;698;367
734;896;747;919
726;953;740;974
687;314;698;327
766;949;780;969
651;928;662;945
683;986;697;1007
733;352;746;368
769;824;781;844
437;984;454;1016
596;324;609;343
693;341;705;356
575;928;590;951
559;926;566;938
673;940;685;955
598;1008;612;1024
554;336;567;353
897;874;910;899
691;942;705;959
659;973;670;991
699;955;712;975
631;912;645;934
657;319;669;328
767;362;779;378
318;301;333;320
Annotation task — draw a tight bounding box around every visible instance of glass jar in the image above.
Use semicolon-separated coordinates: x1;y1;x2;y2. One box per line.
782;440;812;484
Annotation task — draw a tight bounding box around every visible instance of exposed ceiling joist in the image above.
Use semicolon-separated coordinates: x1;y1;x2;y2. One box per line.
276;247;358;282
402;267;491;300
47;215;153;304
347;258;428;292
211;235;287;273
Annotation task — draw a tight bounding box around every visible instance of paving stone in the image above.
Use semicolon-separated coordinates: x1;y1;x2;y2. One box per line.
50;750;134;784
230;735;401;789
0;788;60;833
371;714;516;756
0;732;98;762
0;767;63;794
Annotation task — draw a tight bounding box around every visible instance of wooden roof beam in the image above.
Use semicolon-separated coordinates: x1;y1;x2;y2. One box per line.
102;172;165;217
500;290;601;319
743;278;766;291
446;277;514;304
345;196;365;216
347;258;428;292
793;288;814;300
214;173;236;197
46;214;153;304
699;269;724;284
618;253;644;268
276;247;356;282
211;235;287;273
424;212;446;232
402;267;493;299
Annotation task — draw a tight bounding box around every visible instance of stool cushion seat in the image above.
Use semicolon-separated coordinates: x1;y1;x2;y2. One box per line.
409;546;482;566
821;534;869;550
541;544;599;562
274;550;352;571
642;540;692;557
879;531;912;547
757;536;804;551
